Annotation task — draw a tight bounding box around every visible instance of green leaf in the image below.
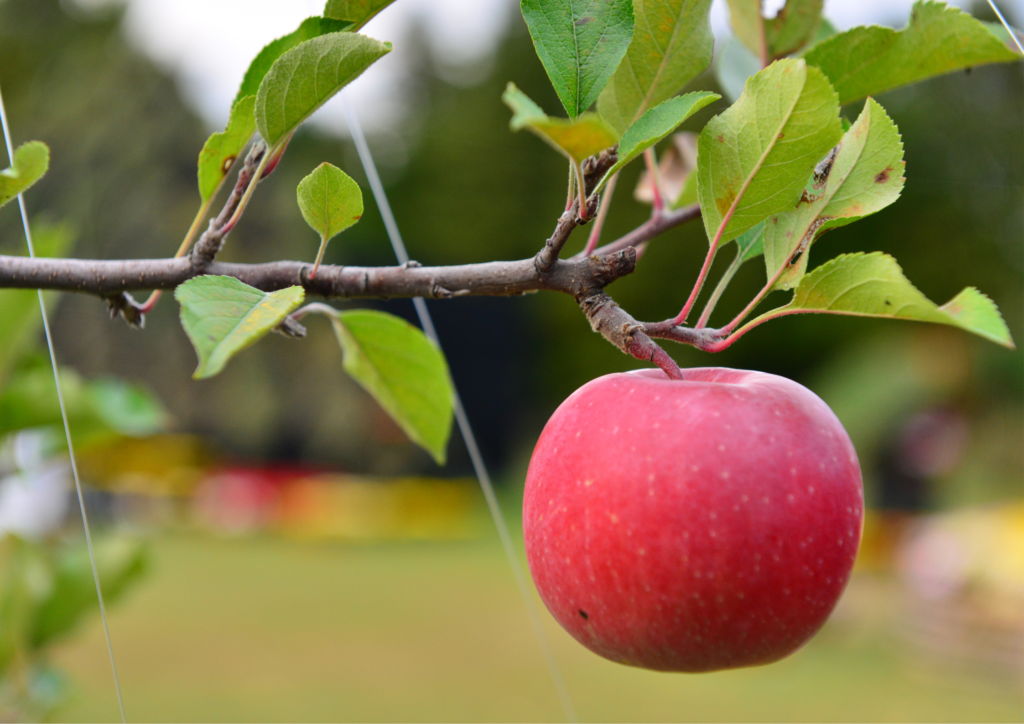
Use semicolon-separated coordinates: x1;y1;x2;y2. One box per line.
323;0;396;29
765;0;824;58
763;98;905;290
0;367;168;444
597;0;714;134
502;83;618;164
594;91;719;194
234;17;353;107
255;32;392;148
331;310;454;465
0;220;76;389
697;58;842;247
175;276;305;379
803;1;1022;106
520;0;635;119
735;219;765;262
197;95;257;205
0;141;49;210
762;252;1015;348
297;163;363;243
30;537;148;651
726;0;766;62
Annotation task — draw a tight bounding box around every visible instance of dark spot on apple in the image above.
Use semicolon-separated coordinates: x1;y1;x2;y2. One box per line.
875;167;892;183
579;609;589;620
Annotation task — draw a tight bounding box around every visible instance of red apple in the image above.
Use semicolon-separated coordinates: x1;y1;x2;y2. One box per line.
523;367;863;672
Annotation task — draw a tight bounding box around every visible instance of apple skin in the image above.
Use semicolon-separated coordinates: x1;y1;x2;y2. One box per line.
523;368;863;673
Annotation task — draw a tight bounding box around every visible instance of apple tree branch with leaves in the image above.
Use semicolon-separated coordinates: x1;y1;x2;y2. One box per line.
1;0;1018;465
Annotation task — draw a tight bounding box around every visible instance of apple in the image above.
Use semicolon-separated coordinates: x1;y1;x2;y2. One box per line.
523;367;863;672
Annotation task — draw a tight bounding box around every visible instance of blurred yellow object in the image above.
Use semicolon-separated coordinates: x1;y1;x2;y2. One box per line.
896;501;1024;678
275;475;484;541
77;434;211;497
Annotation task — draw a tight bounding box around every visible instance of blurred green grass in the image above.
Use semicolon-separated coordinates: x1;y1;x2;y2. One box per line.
51;532;1023;723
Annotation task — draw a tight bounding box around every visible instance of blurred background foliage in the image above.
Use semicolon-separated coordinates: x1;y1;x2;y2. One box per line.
0;0;1022;720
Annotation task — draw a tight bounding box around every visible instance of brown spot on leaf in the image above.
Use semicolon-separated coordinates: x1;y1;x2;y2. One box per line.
575;15;592;26
716;189;737;218
716;134;724;143
875;167;892;183
221;156;236;174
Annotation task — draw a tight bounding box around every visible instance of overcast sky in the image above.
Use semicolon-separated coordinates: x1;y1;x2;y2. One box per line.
69;0;1023;137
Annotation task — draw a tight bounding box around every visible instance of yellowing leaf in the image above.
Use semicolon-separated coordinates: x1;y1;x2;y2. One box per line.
759;252;1014;348
503;83;618;164
175;276;305;379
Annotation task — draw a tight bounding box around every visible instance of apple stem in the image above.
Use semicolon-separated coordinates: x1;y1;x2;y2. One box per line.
627;333;684;380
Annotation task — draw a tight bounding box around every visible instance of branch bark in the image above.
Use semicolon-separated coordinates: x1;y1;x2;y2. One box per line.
0;251;637;299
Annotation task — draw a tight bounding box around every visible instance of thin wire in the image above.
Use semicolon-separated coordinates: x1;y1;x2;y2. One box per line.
986;0;1024;55
341;92;578;724
0;86;127;724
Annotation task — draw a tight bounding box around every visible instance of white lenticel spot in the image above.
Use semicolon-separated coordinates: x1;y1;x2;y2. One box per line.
721;471;730;479
742;495;749;503
808;486;815;494
788;494;795;502
762;496;770;504
648;474;655;482
733;504;739;511
584;480;593;487
609;513;618;523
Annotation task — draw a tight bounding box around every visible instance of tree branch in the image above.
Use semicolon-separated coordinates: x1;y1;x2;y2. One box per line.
583;202;701;258
0;250;639;300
